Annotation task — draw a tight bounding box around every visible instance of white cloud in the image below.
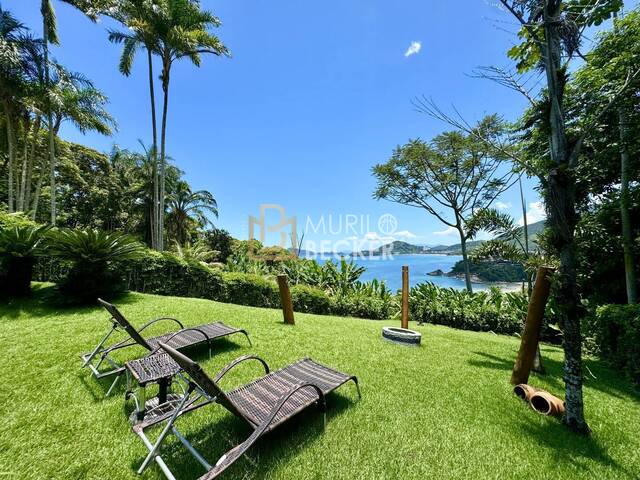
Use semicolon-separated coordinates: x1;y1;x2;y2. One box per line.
518;201;546;225
495;201;512;210
363;232;394;242
404;41;422;57
433;226;458;237
394;230;417;239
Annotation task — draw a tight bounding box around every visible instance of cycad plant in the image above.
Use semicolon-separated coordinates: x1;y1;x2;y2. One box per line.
0;225;49;297
48;229;143;303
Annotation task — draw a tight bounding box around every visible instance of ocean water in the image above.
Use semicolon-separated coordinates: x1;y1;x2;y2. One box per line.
315;254;501;292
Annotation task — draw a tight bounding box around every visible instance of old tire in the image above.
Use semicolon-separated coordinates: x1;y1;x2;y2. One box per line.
382;327;421;346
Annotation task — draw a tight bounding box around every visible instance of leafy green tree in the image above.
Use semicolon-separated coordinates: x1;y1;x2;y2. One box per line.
373;118;516;292
498;0;630;434
571;10;640;303
203;228;233;263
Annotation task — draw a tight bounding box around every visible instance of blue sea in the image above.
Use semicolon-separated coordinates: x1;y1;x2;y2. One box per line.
315;254;504;292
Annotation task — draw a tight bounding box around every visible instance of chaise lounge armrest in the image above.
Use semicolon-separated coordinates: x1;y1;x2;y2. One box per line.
138;316;185;332
213;355;270;384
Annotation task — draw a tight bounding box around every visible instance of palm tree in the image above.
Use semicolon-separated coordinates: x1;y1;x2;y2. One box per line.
107;0;161;249
30;63;115;221
152;0;229;250
166;180;218;246
49;64;115;136
0;7;30;213
40;0;106;225
40;0;58;225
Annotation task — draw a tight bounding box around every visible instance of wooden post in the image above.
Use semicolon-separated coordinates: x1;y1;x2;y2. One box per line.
277;275;295;325
511;266;553;385
401;265;409;329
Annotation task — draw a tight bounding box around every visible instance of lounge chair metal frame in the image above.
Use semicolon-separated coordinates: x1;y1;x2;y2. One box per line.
81;299;251;396
133;343;360;480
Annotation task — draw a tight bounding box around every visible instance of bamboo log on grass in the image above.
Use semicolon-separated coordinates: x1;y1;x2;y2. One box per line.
511;266;553;385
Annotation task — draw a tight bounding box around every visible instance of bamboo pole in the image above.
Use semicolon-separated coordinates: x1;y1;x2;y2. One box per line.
511;266;553;385
277;275;295;325
401;265;409;329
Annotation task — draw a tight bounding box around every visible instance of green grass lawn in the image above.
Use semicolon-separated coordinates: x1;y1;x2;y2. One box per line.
1;285;639;479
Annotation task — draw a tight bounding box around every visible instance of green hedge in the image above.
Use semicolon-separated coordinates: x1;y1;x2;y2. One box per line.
122;251;224;300
219;272;280;308
291;284;333;314
332;293;394;320
409;283;526;335
586;304;640;386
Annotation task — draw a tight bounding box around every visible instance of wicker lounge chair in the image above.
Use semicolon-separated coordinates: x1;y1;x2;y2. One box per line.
133;342;360;480
81;299;251;395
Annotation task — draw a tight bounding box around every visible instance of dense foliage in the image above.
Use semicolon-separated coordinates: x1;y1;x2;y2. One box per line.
585;304;640;386
450;259;526;283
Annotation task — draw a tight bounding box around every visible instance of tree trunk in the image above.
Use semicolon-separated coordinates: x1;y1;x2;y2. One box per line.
159;61;171;252
31;156;45;221
147;47;159;250
24;115;41;212
542;0;588;435
457;223;473;293
43;18;56;226
3;101;16;213
18;117;32;211
618;106;637;303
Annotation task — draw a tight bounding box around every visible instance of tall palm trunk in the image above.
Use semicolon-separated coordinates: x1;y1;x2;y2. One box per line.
159;60;171;251
18;119;30;211
31;156;46;220
619;106;637;303
24;114;41;212
147;47;159;249
3;101;16;212
43;16;56;226
542;1;588;434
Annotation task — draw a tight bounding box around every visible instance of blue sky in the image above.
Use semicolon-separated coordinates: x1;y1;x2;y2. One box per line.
10;0;621;251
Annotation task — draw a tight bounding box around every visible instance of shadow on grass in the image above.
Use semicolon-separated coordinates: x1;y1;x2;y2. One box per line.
78;339;243;401
468;350;639;402
517;416;637;479
131;392;357;480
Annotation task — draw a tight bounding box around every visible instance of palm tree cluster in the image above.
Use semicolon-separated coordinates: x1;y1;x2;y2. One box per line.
1;1;226;250
107;0;229;250
0;4;114;221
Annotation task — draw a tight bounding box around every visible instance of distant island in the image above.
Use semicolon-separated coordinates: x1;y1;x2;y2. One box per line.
353;220;545;257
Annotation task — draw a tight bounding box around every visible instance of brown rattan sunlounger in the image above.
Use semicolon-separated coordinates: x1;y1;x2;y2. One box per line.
81;299;251;395
133;342;360;480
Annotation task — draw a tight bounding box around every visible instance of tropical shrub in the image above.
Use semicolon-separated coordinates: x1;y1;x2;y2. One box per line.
585;304;640;386
0;225;49;297
48;229;144;303
409;283;527;335
290;284;332;314
0;211;37;230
